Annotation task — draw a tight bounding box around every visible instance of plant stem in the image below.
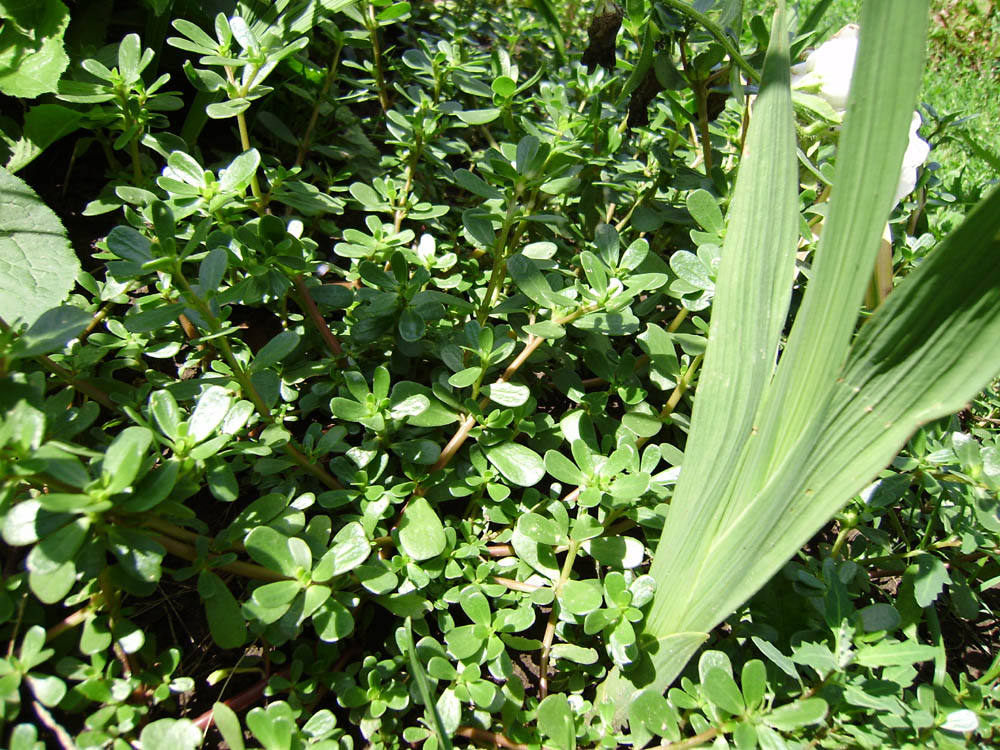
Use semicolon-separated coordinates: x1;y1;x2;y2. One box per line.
33;702;77;750
172;263;342;490
46;608;89;642
393;133;423;233
225;65;264;208
648;726;720;750
295;42;343;169
476;194;522;325
34;355;115;410
235;109;263;208
152;533;287;582
128;136;144;184
695;79;714;174
192;667;292;730
656;354;703;423
292;275;343;357
658;0;760;83
491;576;542;593
455;727;530;750
365;1;390;112
538;539;581;698
430;306;595;473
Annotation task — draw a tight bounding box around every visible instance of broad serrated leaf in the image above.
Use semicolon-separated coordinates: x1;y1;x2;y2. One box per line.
0;167;80;326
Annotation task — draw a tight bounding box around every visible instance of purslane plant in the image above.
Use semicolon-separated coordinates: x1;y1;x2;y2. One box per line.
2;0;999;747
599;0;1000;723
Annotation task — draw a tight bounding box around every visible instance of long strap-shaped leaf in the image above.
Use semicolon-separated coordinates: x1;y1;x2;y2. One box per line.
748;0;928;485
654;0;929;634
684;184;1000;622
598;1;798;715
600;0;944;717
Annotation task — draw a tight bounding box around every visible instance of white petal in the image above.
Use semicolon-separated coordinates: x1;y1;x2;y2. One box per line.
893;166;919;206
796;25;859;112
941;709;979;734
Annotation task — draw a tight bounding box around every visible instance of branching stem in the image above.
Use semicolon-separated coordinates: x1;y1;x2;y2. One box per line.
538;539;581;698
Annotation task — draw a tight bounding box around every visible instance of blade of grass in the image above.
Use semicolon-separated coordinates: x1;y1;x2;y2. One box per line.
643;0;798;630
403;617;454;750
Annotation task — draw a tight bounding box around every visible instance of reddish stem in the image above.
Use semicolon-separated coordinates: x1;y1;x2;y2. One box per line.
293;275;343;358
456;726;530;750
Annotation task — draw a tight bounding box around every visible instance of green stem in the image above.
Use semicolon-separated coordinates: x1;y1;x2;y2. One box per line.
46;608;88;643
429;305;596;474
235;109;263;208
172;262;342;490
538;539;582;698
295;41;344;169
695;80;713;174
393;137;422;233
658;0;760;83
292;275;343;358
226;65;264;209
829;524;851;559
476;195;522;325
34;355;115;410
365;1;391;112
128;135;144;184
152;532;287;582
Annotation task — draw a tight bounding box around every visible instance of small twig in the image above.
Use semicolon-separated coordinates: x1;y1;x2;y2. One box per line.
538;539;581;698
193;643;357;732
491;576;542;593
34;701;79;750
192;667;292;730
455;726;530;750
658;0;760;83
284;442;343;491
79;298;125;343
648;727;720;750
431;307;595;474
46;608;89;642
295;43;343;169
152;533;288;582
34;356;114;409
292;275;343;357
365;1;391;112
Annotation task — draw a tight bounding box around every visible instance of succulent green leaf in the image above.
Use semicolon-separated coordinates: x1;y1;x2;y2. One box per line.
0;0;70;97
211;703;246;750
702;666;745;716
245;526;298;577
485;442;545;487
8;305;90;359
102;426;153;494
199;571;247;649
763;698;828;731
536;694;576;750
314;522;370;579
398;497;446;561
560;579;603;616
249;330;300;371
139;718;202;750
188;385;233;443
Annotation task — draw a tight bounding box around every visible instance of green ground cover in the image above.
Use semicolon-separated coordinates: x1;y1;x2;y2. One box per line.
1;2;1000;749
